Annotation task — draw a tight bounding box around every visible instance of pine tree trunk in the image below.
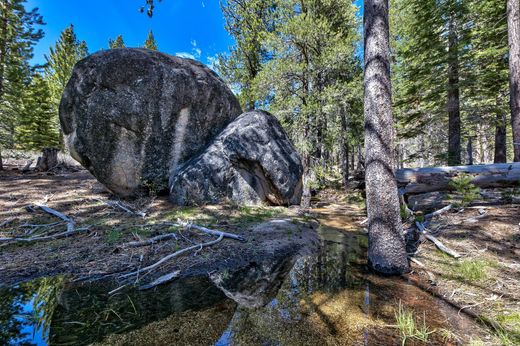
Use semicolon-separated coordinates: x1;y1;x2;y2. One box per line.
494;111;508;163
447;13;461;166
339;109;349;191
466;137;473;165
0;147;3;170
507;0;520;162
363;0;409;275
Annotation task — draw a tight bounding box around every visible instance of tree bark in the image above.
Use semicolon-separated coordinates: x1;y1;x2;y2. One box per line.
340;108;349;191
494;111;507;163
466;137;473;165
447;11;461;166
507;0;520;161
0;147;3;170
363;0;409;275
396;162;520;195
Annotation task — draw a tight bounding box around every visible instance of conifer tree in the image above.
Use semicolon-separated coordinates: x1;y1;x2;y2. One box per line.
0;0;44;169
364;0;408;274
508;0;520;162
108;34;125;49
143;30;158;50
44;24;88;148
15;74;59;150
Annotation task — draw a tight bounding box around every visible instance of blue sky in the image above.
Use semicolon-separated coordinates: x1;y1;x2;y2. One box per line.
27;0;363;68
26;0;234;67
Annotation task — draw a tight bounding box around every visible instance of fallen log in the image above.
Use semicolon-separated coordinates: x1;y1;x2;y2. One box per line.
396;163;520;196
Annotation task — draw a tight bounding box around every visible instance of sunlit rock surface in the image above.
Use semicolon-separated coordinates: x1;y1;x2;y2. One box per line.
170;111;303;206
60;48;242;197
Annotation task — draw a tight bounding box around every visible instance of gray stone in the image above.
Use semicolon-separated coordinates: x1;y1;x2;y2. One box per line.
209;219;318;308
60;48;242;197
169;110;303;206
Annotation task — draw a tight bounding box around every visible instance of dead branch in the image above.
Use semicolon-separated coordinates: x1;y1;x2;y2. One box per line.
178;220;246;242
125;233;178;247
424;204;452;220
104;200;146;218
415;221;461;258
139;270;181;290
120;233;224;279
36;204;75;233
0;227;90;243
0;218;16;228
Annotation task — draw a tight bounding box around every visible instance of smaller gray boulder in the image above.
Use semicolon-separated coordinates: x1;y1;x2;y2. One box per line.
169;110;303;206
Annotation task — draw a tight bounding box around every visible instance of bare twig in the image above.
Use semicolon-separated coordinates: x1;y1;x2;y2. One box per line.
120;234;224;279
178;220;246;242
125;233;178;247
0;218;16;228
0;227;90;243
105;200;146;218
416;221;461;258
424;204;452;220
36;204;75;233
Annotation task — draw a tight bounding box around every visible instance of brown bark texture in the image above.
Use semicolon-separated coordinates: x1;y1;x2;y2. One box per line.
508;0;520;161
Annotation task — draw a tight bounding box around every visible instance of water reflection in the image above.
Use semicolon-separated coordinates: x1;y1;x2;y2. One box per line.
0;223;477;345
0;277;64;346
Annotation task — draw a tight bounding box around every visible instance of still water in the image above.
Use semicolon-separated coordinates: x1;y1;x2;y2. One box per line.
0;212;482;345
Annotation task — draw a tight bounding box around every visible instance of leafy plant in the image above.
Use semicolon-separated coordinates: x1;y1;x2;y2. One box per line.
448;174;480;208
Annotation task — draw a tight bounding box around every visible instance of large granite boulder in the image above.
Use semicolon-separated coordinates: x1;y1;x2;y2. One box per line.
169;111;303;206
60;48;242;197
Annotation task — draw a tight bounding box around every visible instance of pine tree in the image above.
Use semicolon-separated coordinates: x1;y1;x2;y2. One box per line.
364;0;408;274
218;0;275;110
143;30;158;50
44;24;88;148
108;34;125;49
0;0;44;169
508;0;520;162
15;74;59;150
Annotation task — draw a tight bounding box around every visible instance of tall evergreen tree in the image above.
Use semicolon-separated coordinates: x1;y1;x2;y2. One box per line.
143;30;158;50
44;24;88;148
0;0;44;169
364;0;408;274
15;74;59;150
108;34;125;49
508;0;520;162
218;0;275;110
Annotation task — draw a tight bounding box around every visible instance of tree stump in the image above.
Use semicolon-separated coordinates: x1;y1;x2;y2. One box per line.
36;148;59;171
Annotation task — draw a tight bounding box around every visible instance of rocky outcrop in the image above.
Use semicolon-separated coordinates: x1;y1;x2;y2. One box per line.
60;48;242;197
169;111;303;206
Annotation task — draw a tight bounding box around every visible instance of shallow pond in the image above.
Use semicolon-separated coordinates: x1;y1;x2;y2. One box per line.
0;210;485;345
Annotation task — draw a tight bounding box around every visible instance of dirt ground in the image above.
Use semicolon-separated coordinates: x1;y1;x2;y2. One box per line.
1;164;519;344
406;203;520;344
0;164;315;288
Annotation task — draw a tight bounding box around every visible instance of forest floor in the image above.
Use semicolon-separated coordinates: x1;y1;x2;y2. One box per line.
0;164;316;288
406;201;520;345
0;162;519;345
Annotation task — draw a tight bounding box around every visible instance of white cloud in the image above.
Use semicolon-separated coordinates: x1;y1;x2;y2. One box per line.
201;1;205;8
175;52;196;60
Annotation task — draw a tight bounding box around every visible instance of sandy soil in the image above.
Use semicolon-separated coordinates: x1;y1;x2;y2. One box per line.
0;165;314;288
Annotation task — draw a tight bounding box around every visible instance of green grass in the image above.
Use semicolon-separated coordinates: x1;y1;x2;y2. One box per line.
450;259;498;282
394;301;434;346
106;229;122;244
